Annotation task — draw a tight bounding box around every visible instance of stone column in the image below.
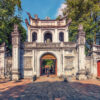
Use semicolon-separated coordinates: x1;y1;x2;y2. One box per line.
55;29;58;43
38;29;42;42
77;24;87;80
64;27;69;42
0;43;5;79
12;24;20;80
28;26;31;42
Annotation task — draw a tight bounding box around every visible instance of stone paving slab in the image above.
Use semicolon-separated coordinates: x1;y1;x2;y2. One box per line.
0;77;100;100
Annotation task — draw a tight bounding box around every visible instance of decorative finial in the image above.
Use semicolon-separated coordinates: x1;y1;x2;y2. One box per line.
14;24;18;32
27;12;32;19
78;24;83;32
25;19;29;25
58;15;62;19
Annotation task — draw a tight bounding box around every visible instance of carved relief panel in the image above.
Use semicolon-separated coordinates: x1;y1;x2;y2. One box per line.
12;37;19;45
24;50;32;56
24;57;32;69
80;36;85;44
64;56;74;70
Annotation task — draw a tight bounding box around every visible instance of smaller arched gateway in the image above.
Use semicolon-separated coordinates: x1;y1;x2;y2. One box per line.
97;61;100;78
40;53;57;76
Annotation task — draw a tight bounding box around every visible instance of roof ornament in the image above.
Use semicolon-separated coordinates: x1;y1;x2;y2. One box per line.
27;12;32;19
34;14;38;19
25;19;29;25
45;16;50;20
58;15;62;19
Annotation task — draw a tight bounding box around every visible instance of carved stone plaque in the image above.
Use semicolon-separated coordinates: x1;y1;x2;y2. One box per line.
12;38;16;44
24;57;32;68
64;57;74;70
24;50;32;55
80;37;84;44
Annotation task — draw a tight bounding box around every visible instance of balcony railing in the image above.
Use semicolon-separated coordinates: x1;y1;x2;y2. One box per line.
93;44;100;52
24;42;76;49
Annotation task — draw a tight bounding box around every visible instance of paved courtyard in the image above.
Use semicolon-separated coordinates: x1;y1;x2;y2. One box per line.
0;76;100;100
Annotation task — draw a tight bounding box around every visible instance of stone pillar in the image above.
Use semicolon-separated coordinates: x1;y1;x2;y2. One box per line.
77;24;87;80
64;27;69;42
12;24;20;80
38;29;42;42
28;26;31;42
91;44;99;78
55;29;58;43
0;43;5;79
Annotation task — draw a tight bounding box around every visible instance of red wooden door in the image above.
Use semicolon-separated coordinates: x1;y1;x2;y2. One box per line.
97;61;100;77
55;60;57;75
40;60;42;75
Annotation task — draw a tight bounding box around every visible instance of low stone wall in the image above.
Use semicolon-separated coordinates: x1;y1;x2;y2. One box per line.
0;43;5;79
5;57;12;79
86;57;91;71
85;56;92;79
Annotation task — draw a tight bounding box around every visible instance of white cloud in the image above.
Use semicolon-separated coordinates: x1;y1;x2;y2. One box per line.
56;3;67;17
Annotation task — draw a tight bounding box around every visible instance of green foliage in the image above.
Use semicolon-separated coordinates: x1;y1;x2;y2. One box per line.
0;0;26;54
42;60;54;68
64;0;100;53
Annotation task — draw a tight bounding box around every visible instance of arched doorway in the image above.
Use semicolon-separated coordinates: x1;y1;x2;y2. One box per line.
44;33;52;43
97;61;100;77
40;53;57;76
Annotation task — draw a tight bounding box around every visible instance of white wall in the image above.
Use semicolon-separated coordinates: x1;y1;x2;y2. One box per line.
28;27;69;43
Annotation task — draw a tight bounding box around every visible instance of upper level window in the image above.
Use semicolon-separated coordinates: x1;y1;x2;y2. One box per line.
59;32;64;42
32;32;37;42
44;33;52;43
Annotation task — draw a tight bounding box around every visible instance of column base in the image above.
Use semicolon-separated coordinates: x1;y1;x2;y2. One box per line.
0;68;5;79
24;68;33;79
76;70;87;80
0;75;5;79
12;70;20;80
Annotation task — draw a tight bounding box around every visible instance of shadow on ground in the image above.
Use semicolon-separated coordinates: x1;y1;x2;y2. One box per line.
0;80;100;100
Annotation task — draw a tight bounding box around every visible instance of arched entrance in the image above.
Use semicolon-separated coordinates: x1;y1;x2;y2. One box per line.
40;53;57;76
97;61;100;77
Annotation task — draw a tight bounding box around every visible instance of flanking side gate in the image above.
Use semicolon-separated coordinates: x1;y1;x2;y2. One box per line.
5;57;12;79
97;61;100;78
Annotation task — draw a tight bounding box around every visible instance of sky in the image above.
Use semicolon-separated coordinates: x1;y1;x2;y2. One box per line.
20;0;66;29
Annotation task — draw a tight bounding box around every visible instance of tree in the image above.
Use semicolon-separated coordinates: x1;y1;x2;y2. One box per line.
42;60;54;68
0;0;26;54
63;0;100;54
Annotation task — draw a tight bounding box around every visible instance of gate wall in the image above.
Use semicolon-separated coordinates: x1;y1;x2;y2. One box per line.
0;43;5;79
5;57;12;79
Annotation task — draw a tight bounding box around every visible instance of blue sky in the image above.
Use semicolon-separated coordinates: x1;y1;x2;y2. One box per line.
20;0;65;29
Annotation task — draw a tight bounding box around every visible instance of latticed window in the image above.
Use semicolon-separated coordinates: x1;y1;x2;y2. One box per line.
59;32;64;42
32;32;37;42
44;33;52;43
